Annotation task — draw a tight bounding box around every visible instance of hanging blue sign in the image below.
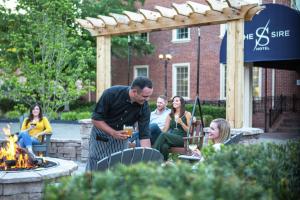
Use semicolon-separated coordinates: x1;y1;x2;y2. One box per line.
220;4;300;63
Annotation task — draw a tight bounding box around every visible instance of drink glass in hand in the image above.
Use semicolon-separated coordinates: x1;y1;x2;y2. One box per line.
123;125;134;137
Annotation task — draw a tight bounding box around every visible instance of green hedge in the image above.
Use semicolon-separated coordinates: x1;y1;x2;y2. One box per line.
44;141;300;200
4;110;20;119
60;111;92;121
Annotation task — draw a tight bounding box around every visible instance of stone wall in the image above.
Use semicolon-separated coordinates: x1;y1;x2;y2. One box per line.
48;139;81;161
78;119;92;162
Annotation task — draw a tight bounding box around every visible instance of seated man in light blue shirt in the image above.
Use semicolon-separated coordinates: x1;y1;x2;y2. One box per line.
129;95;170;146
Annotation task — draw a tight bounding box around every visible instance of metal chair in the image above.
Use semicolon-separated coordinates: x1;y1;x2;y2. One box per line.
169;120;204;154
224;132;243;145
19;115;52;156
96;147;163;171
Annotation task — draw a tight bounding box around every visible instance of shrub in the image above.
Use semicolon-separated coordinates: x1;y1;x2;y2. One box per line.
5;110;20;119
203;114;214;126
0;98;16;114
60;112;77;121
47;111;59;120
13;104;28;115
45;141;300;200
77;112;92;120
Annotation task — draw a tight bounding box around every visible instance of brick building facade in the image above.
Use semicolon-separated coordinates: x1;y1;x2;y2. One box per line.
108;0;300;128
111;0;299;103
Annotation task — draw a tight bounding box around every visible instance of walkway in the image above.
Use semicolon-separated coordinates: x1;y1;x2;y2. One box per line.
0;122;81;140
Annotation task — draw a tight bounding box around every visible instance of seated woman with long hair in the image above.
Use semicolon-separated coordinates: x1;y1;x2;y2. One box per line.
19;103;52;157
153;96;192;161
193;118;230;157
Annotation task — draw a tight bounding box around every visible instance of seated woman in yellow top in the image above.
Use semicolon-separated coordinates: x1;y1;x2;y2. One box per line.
19;103;52;157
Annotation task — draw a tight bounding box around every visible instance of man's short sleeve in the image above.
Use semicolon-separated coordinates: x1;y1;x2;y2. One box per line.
92;89;110;121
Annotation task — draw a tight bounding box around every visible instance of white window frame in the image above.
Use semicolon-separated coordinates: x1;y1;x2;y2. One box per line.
220;64;226;100
252;66;262;98
219;24;227;39
172;63;190;99
172;28;191;43
134;65;149;78
140;32;150;43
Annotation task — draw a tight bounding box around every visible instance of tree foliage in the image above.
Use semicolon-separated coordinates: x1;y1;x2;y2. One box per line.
0;0;153;115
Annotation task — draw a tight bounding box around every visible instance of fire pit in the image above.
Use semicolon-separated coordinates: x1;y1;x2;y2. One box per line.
0;126;78;199
0;157;78;199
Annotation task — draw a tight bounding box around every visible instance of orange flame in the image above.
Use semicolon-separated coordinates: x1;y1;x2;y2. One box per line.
1;125;36;170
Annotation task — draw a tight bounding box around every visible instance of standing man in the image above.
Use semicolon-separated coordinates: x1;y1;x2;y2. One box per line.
86;77;153;171
129;95;170;146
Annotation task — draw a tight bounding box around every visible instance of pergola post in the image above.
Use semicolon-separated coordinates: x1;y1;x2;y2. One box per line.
226;19;245;128
96;36;111;101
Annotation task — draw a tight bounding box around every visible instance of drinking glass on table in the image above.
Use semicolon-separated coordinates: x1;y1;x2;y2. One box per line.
123;125;134;137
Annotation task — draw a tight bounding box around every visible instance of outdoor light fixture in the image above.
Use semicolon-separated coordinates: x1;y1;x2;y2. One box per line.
158;53;172;97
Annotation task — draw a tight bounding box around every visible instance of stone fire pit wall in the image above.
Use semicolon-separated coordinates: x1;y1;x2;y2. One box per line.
0;157;78;200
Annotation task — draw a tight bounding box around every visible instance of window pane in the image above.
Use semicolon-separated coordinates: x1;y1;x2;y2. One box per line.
137;68;148;77
253;67;260;97
176;28;188;39
176;66;188;97
140;33;148;42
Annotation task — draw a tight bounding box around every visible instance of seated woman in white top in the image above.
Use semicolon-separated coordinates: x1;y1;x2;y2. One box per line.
193;118;230;156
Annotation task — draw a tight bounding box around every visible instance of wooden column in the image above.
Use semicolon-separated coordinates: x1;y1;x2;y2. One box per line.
226;19;244;128
96;36;111;101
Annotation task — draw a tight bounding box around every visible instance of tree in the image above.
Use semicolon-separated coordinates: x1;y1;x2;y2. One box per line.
0;0;153;116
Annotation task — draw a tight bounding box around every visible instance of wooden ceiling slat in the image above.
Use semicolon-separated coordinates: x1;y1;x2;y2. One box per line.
155;6;178;19
76;18;95;29
77;1;263;36
123;11;145;23
226;0;253;9
206;0;228;12
139;9;161;21
86;17;105;28
109;13;130;25
172;3;193;16
97;15;117;26
187;1;211;14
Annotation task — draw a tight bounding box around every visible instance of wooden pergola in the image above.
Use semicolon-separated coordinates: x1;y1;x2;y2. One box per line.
76;0;263;128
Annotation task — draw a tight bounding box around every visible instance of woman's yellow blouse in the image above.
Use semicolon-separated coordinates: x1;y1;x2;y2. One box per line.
21;117;52;141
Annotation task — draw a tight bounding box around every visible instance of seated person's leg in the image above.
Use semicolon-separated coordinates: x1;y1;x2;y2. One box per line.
17;131;32;148
149;123;162;145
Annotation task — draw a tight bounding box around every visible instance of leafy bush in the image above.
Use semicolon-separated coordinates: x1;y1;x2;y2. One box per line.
47;111;59;120
203;114;214;126
60;112;77;121
60;111;91;120
45;141;300;200
13;104;28;115
5;110;20;119
77;112;92;120
0;98;16;114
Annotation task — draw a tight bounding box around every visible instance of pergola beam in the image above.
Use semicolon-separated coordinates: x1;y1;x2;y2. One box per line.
79;5;260;36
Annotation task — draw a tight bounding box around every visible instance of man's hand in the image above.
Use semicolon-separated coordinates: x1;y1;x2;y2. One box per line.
111;130;129;140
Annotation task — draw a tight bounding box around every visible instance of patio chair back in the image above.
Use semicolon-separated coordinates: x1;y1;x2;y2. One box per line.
224;132;243;145
169;120;204;154
96;147;163;171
